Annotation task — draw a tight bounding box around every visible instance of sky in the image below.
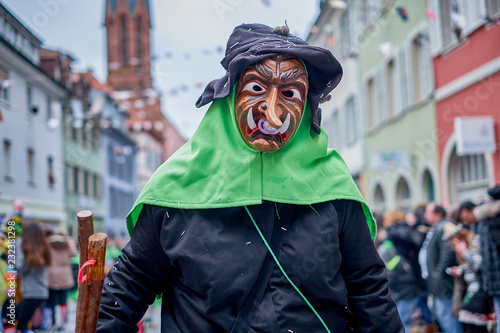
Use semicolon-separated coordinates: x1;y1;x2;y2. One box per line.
2;0;320;139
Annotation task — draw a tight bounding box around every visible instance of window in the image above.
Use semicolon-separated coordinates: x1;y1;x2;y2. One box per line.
66;164;74;192
87;172;94;197
78;168;85;195
136;18;142;67
377;67;388;123
412;34;432;102
448;147;490;203
460;154;488;184
398;47;410;110
0;66;9;102
110;187;133;218
366;78;376;130
339;9;351;57
82;120;87;147
440;0;485;46
345;96;357;145
73;166;80;194
83;170;89;196
46;97;52;121
396;177;411;212
27;148;35;186
47;156;54;187
120;15;128;68
3;140;12;181
26;84;33;114
422;169;435;202
328;109;342;149
94;175;101;198
386;60;395;117
373;184;385;213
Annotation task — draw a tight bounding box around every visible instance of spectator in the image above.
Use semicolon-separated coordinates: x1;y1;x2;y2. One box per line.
459;201;478;232
474;185;500;333
378;209;423;332
41;229;77;331
16;223;51;333
443;223;494;332
418;202;462;333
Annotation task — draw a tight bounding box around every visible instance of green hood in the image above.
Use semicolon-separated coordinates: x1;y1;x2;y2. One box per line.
127;88;376;239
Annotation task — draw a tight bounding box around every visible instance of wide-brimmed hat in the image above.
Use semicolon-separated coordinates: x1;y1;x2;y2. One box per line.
196;23;343;134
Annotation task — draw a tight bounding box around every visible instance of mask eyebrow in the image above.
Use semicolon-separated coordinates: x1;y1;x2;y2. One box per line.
255;63;274;81
280;68;307;82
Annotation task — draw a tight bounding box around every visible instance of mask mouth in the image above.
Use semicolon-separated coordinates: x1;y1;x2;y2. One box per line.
246;109;290;143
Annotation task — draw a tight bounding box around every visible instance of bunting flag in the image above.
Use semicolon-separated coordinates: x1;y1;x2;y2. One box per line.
426;8;436;19
396;7;408;21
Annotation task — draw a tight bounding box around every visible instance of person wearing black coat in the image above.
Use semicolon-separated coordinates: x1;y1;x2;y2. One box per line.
97;23;403;332
474;185;500;333
418;203;462;333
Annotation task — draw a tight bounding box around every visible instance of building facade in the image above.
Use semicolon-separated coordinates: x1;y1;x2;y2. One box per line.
307;0;369;195
358;0;438;212
0;3;69;228
429;0;500;204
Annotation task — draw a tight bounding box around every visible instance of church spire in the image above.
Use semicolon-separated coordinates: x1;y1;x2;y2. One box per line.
105;0;152;91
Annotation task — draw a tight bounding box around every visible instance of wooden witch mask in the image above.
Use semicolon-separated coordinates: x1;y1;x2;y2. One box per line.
235;54;309;153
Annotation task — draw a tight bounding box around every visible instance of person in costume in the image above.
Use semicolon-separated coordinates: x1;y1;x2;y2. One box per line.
97;23;403;332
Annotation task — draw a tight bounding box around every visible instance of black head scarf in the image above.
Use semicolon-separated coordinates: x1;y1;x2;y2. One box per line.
196;23;343;134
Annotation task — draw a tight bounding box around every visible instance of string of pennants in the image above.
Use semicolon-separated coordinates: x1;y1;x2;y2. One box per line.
309;5;499;48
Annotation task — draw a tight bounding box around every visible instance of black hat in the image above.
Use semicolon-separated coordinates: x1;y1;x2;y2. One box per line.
487;184;500;200
196;23;343;134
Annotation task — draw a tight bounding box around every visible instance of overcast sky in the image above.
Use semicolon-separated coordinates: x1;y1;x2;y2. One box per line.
2;0;320;139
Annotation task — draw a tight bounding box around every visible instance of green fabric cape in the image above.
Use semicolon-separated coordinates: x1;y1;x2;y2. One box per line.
126;88;376;240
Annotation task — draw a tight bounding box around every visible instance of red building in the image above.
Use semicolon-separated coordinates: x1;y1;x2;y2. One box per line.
432;1;500;204
104;0;185;190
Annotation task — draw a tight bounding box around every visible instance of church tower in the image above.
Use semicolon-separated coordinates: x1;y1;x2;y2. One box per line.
105;0;152;91
104;0;186;193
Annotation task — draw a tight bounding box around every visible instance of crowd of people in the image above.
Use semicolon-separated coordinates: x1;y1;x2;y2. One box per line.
1;184;499;333
375;185;500;333
0;201;78;333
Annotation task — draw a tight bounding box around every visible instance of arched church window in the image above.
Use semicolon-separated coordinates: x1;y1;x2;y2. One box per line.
120;15;128;68
136;17;142;67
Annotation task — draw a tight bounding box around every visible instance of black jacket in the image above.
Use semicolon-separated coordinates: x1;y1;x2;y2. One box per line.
97;200;403;332
475;200;500;296
423;220;457;298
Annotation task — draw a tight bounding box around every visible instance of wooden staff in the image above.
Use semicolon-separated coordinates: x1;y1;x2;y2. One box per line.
76;210;94;332
79;233;107;333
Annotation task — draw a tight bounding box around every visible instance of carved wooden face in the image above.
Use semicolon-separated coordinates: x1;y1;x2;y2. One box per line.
235;55;308;152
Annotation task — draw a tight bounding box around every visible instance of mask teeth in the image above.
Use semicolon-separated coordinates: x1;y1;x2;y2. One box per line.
280;114;290;134
247;108;256;130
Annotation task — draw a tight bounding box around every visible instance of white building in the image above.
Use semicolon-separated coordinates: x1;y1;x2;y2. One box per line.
307;0;367;192
0;3;69;227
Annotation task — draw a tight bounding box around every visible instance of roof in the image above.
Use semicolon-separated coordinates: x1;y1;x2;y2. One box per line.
0;2;43;45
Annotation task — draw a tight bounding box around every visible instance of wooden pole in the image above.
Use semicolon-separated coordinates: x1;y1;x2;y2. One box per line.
76;210;94;332
80;233;107;333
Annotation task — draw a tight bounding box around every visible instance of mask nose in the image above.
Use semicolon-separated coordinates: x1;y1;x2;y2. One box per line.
262;88;282;128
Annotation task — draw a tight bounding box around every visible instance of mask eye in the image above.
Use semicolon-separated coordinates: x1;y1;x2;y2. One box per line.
281;88;303;102
241;81;267;94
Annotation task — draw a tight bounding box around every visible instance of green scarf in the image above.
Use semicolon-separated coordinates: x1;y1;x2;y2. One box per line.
126;88;376;239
